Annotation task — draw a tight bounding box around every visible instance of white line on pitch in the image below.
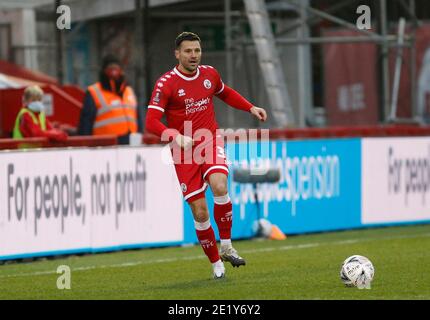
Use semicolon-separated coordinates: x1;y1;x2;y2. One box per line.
1;232;429;279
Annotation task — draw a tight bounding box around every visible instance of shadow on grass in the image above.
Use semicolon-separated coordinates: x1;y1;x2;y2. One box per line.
148;276;235;292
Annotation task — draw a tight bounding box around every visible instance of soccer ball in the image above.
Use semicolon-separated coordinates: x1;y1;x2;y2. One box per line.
340;255;375;289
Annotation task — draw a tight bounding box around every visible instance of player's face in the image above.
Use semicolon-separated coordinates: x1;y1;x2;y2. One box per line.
175;40;202;73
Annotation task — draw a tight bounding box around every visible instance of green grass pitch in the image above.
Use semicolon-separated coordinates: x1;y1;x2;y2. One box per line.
1;224;429;300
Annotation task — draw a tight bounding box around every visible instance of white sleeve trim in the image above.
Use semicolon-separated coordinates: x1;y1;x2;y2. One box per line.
148;105;165;112
215;82;225;95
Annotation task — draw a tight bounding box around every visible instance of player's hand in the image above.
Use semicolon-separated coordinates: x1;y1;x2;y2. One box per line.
250;106;267;122
175;134;194;150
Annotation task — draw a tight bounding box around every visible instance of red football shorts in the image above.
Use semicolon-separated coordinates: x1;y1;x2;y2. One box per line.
172;134;229;203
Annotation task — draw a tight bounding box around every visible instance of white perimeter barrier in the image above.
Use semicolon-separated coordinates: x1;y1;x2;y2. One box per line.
0;146;183;259
362;137;430;224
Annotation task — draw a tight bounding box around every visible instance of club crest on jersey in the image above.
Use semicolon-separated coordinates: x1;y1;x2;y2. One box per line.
178;89;186;97
203;79;212;89
181;183;187;193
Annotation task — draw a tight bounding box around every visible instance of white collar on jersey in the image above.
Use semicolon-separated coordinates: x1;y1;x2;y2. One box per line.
173;66;200;81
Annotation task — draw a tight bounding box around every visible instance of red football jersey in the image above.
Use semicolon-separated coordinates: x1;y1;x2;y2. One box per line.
148;65;225;135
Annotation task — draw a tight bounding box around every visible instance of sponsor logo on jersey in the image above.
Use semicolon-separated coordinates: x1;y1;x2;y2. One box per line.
153;91;161;103
204;79;212;89
184;97;211;115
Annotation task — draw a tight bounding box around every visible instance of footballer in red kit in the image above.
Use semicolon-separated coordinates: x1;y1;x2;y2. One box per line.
145;32;267;279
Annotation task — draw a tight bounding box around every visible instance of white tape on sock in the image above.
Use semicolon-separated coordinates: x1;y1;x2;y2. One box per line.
213;194;231;205
194;219;211;231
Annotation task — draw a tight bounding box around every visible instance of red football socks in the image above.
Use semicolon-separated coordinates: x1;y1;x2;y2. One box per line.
214;194;233;240
195;221;220;263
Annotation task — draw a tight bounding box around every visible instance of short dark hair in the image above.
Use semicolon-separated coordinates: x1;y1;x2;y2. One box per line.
175;32;201;49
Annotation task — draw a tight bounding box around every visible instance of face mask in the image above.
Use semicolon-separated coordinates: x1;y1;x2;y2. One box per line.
105;66;123;80
27;101;45;113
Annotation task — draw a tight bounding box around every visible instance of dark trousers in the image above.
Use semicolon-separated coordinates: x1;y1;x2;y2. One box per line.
117;133;130;145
